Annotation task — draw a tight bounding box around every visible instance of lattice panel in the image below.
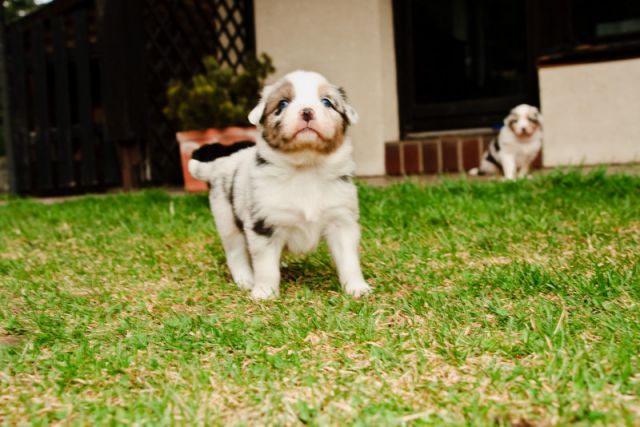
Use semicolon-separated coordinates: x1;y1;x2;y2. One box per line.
142;0;256;185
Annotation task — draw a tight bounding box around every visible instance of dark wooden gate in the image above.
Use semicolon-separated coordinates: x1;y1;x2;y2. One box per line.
4;0;256;195
6;0;120;194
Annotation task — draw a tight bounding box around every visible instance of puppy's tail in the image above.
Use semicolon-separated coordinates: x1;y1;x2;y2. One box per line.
187;141;256;182
188;158;216;183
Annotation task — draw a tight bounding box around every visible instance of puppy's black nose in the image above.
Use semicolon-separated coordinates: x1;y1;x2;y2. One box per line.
301;108;314;122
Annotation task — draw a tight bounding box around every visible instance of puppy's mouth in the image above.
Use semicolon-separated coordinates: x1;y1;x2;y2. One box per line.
516;128;533;137
292;125;323;140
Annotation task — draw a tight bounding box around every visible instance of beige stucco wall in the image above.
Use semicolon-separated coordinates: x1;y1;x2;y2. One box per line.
539;58;640;167
253;0;399;176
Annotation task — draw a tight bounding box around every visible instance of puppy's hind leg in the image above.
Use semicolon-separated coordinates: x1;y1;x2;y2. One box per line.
211;194;254;290
469;158;500;176
221;231;254;290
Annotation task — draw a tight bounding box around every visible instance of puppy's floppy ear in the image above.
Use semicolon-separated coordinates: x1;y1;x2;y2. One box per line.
343;103;359;125
248;84;274;126
337;87;359;125
531;106;543;126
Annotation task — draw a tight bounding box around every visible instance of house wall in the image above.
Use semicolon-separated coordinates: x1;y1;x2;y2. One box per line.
253;0;399;176
539;57;640;166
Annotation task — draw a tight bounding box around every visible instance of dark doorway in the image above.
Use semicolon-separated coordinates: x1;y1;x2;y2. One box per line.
393;0;538;135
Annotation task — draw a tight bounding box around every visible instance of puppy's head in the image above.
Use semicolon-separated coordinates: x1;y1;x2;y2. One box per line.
248;71;358;155
504;104;543;139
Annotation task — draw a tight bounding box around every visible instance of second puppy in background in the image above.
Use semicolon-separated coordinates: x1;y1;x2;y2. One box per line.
469;104;543;180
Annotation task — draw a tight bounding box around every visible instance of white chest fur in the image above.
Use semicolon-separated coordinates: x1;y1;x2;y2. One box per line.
503;140;540;166
499;128;543;169
251;166;357;254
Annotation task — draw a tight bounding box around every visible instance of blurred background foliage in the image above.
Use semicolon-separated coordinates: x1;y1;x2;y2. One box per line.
164;53;275;131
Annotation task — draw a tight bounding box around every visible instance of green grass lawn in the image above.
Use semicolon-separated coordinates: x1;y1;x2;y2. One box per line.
1;169;639;426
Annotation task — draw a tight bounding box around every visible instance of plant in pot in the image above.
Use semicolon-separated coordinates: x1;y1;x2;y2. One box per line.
164;54;275;191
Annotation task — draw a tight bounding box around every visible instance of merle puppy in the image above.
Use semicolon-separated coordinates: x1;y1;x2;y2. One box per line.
189;70;372;300
469;104;543;180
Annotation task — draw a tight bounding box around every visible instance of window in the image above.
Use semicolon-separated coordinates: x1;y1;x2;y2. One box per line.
394;0;535;133
411;0;528;105
573;0;640;42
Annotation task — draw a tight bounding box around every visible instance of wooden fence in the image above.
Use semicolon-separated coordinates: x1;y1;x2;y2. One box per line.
7;1;119;194
4;0;256;195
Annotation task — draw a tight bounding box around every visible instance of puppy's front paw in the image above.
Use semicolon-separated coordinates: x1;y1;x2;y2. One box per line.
233;273;254;290
251;286;278;300
344;281;372;298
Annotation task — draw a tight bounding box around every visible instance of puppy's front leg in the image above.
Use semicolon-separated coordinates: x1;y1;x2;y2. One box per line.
247;234;283;300
517;163;531;179
325;220;371;297
501;155;517;181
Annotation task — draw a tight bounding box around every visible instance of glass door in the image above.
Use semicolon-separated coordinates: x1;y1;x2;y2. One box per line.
394;0;538;134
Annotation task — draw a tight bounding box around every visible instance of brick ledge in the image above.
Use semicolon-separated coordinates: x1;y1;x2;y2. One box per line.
385;130;542;176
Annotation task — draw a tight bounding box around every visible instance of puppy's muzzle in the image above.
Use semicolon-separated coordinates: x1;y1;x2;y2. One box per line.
518;126;532;136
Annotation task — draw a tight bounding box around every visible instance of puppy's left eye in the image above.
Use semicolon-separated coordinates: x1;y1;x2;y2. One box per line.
321;98;333;108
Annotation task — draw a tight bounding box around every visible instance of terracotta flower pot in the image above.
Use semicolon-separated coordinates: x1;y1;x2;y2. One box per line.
176;127;258;192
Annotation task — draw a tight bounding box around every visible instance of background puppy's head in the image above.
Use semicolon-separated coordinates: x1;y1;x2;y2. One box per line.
504;104;543;139
249;71;358;154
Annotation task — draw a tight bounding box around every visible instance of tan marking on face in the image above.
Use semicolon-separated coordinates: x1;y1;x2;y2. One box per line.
261;80;294;150
528;120;541;133
262;81;294;122
318;83;350;130
507;114;518;133
317;83;338;108
527;110;542;131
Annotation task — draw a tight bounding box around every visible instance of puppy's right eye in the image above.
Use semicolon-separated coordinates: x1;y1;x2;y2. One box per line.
276;100;289;113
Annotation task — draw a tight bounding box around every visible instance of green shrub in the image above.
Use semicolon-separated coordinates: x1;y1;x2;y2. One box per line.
163;54;275;131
